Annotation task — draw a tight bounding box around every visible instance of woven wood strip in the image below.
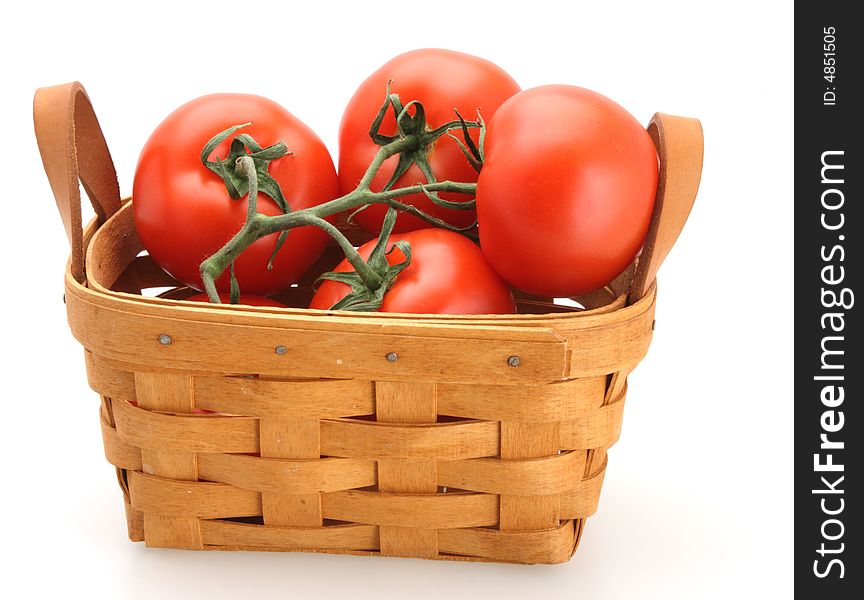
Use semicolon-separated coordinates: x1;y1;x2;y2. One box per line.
86;350;134;400
133;372;203;548
560;460;607;519
200;521;379;551
129;472;261;518
194;376;375;418
101;407;141;470
437;376;607;421
319;419;499;459
113;398;260;453
438;520;576;565
498;421;561;531
561;303;655;378
197;454;376;494
66;287;570;385
322;491;498;529
559;387;626;450
259;417;323;526
437;450;587;496
375;381;439;557
130;473;501;530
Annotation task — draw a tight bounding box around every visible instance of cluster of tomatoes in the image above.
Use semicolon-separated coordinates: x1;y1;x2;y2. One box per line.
132;49;659;314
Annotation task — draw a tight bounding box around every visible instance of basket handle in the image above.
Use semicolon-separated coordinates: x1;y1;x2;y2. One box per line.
34;82;121;283
628;113;704;302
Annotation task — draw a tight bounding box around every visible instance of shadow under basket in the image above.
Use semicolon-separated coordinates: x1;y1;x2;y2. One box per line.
35;82;703;564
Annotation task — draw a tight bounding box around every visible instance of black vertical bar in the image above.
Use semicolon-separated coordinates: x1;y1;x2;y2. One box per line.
795;2;861;597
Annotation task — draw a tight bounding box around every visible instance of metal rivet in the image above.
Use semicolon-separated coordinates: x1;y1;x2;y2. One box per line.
652;319;656;331
386;352;398;362
62;293;66;305
275;345;287;355
158;334;172;345
507;356;521;367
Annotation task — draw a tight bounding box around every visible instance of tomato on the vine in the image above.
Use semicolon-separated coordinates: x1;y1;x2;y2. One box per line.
476;85;659;297
338;49;520;234
133;94;338;296
309;229;515;314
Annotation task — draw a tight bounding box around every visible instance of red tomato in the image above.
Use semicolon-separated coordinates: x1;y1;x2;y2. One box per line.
133;94;338;295
477;85;659;297
339;49;520;234
185;292;286;307
309;229;515;314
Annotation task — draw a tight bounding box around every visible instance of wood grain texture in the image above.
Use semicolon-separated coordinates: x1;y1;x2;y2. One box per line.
499;421;561;531
200;521;379;551
196;454;375;494
259;418;322;527
66;288;573;384
438;520;576;565
320;418;498;460
376;381;439;558
437;451;587;496
134;372;202;548
322;490;497;529
437;376;607;422
194;376;375;418
113;397;259;453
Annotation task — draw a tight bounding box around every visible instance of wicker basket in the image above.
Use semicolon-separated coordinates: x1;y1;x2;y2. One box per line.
35;82;702;564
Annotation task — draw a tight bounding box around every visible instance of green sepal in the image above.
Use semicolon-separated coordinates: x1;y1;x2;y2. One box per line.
369;80;398;145
229;263;240;304
418;183;476;210
315;208;412;312
380;150;417;192
476;110;487;162
201;123;292;214
396;100;426;136
447;133;482;173
454;109;483;166
346;204;371;224
267;230;290;271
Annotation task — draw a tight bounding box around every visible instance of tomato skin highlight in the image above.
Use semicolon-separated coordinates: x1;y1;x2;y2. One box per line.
185;293;286;307
477;85;659;297
338;49;520;234
133;94;339;296
309;229;516;315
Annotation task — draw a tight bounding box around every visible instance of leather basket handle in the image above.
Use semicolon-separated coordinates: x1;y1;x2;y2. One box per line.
34;82;121;283
629;113;704;302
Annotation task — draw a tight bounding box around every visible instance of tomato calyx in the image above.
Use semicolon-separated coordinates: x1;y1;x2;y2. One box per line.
315;208;412;311
368;84;438;194
357;83;483;216
201;123;293;214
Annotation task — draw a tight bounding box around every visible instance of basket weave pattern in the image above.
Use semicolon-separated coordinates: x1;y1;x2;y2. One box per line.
96;353;627;563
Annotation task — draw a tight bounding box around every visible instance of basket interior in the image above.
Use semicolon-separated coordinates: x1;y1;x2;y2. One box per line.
93;200;634;317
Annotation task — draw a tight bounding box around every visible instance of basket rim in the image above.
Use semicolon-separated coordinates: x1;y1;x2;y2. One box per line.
79;199;655;333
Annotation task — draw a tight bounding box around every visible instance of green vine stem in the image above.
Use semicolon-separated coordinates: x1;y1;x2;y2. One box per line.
199;106;480;305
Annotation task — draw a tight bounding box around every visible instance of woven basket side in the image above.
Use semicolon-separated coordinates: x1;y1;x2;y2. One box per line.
91;347;623;563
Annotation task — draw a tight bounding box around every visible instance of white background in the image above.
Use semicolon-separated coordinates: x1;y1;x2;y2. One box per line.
2;1;793;598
